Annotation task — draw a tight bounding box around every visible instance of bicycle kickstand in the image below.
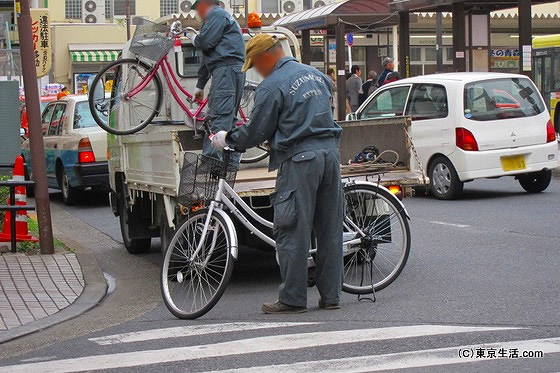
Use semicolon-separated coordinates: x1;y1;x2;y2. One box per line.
358;255;376;303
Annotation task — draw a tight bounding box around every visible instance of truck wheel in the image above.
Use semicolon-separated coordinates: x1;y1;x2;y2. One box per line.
429;156;463;200
60;169;80;205
518;170;552;193
118;199;151;254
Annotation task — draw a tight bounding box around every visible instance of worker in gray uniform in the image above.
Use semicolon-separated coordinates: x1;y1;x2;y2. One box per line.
189;0;245;159
211;34;344;314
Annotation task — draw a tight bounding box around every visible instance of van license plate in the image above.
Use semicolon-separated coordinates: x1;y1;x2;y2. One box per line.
501;155;526;172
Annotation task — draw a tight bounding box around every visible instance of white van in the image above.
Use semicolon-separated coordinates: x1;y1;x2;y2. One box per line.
351;72;559;199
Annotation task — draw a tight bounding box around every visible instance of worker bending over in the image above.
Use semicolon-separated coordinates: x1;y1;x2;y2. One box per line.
212;34;344;314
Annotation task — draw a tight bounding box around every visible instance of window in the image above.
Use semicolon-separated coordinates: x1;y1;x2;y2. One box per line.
113;0;136;16
41;104;56;135
464;78;545;121
48;104;66;136
161;0;178;16
65;0;81;19
261;0;279;13
180;44;203;77
410;47;422;62
360;85;411;119
74;102;98;129
406;84;448;120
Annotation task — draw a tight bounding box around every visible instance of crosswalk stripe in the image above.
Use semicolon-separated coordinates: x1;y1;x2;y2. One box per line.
0;325;519;373
204;337;560;373
89;322;320;345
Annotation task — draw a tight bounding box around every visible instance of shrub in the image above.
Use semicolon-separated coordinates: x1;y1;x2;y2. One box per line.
0;175;10;221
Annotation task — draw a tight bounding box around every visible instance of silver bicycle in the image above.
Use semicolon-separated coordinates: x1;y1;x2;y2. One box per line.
161;149;411;319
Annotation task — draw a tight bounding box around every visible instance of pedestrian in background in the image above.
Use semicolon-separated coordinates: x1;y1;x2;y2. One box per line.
383;71;401;86
327;68;337;117
359;70;377;106
377;57;394;87
346;65;362;112
211;34;344;314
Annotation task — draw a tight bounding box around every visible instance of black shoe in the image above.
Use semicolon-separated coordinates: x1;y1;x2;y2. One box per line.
261;301;307;314
318;298;340;310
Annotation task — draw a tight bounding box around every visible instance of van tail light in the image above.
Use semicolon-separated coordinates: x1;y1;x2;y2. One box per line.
456;128;479;151
546;119;556;143
78;138;95;163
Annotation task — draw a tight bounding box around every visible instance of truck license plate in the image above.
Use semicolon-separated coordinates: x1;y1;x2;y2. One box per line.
501;155;526;172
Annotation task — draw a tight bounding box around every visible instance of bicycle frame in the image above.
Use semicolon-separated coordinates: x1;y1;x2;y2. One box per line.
126;54;249;124
189;176;366;263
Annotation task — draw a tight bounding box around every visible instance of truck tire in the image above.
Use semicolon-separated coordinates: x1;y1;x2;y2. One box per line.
518;170;552;193
429;156;463;200
118;198;151;254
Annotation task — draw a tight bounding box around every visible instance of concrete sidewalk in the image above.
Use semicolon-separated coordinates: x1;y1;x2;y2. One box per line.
0;253;84;332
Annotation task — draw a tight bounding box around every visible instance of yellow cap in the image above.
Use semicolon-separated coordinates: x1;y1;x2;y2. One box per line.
242;34;279;72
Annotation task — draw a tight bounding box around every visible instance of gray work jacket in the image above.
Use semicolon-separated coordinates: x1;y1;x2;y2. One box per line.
194;6;245;90
227;57;342;171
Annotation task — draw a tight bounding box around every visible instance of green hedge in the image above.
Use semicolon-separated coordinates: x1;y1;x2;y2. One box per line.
0;175;10;221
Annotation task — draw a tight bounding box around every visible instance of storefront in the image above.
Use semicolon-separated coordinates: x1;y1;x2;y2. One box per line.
68;45;122;94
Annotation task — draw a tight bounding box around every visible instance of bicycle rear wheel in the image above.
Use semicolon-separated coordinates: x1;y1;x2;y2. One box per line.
88;58;163;135
342;184;410;294
161;208;235;319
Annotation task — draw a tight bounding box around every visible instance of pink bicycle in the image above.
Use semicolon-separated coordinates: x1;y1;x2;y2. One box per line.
88;18;269;164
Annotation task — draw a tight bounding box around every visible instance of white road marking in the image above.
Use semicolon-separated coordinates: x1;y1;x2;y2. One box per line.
205;337;560;373
430;221;471;228
0;325;519;373
89;322;319;345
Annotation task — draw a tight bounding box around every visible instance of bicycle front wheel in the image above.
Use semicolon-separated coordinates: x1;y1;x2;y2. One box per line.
342;184;410;294
161;208;235;319
239;145;269;164
88;58;163;135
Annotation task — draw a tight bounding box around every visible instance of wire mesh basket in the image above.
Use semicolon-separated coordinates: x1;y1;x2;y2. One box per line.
178;153;239;208
129;18;174;61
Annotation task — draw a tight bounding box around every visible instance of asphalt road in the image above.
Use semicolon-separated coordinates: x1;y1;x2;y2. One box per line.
1;176;559;372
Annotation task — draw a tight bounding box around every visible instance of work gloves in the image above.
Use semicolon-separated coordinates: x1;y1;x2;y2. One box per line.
211;131;228;151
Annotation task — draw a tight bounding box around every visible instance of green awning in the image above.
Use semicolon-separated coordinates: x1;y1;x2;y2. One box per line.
71;50;120;62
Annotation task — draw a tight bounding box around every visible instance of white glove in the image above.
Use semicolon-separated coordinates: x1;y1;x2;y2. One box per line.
188;32;197;44
194;87;204;101
211;131;228;151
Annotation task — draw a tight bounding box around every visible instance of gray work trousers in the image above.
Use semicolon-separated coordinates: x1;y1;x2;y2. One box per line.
203;64;245;159
271;147;344;307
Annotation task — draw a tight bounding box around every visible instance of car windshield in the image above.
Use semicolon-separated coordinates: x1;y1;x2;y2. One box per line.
74;101;98;129
464;78;545;121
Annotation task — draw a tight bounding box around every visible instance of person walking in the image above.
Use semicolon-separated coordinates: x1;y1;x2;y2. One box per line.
346;65;362;112
359;70;377;106
211;34;344;314
377;57;394;88
189;0;245;159
327;67;337;117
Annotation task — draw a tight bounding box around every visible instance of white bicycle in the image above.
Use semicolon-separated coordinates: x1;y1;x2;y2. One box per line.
161;149;411;319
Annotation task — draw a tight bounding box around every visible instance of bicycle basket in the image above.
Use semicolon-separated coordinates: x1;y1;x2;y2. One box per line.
129;18;174;61
178;153;239;208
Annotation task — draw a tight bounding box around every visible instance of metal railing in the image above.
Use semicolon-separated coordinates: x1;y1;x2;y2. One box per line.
0;164;35;253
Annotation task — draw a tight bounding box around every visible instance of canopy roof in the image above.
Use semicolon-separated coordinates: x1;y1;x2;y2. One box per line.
389;0;560;12
273;0;398;31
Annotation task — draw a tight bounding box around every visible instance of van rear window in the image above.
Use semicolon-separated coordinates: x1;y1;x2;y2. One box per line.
464;78;545;121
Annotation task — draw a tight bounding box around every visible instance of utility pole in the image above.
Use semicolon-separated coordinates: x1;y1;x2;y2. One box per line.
436;12;443;73
16;0;54;254
126;0;131;40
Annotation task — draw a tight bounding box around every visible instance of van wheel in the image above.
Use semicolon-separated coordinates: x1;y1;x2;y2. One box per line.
518;170;552;193
118;198;151;254
429;156;463;200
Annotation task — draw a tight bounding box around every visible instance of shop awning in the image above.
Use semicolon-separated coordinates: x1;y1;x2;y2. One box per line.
70;50;120;63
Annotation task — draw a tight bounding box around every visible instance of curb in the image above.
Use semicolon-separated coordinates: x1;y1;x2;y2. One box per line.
0;231;107;344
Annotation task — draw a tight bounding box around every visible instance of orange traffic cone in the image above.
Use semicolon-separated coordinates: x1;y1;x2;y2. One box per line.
0;156;38;243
